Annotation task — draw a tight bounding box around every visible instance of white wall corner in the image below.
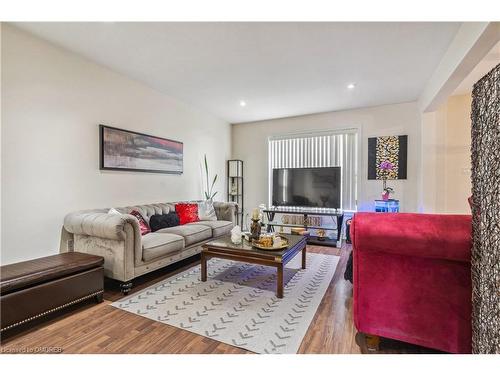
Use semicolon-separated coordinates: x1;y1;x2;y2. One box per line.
419;22;499;113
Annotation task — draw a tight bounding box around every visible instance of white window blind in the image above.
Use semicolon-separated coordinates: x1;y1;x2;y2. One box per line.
268;130;358;210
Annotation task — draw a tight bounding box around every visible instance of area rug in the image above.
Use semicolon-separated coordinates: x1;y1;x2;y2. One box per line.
111;252;339;354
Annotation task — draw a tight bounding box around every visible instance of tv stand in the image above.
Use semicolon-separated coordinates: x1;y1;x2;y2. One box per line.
263;207;344;248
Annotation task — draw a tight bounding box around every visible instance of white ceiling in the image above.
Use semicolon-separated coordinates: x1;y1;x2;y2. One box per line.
13;22;461;123
453;40;500;95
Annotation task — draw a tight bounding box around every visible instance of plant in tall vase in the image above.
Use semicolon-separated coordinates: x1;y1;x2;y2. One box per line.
379;160;395;201
202;154;218;201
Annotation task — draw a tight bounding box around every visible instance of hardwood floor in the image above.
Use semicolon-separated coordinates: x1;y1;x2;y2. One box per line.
0;244;438;354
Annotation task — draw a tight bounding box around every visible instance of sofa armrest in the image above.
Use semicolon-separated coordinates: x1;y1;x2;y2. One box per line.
64;211;140;241
351;213;472;262
213;201;238;223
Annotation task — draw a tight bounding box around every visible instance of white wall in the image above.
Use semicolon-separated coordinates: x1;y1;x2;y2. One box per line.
419;22;498;112
1;25;231;264
232;102;421;215
421;94;472;213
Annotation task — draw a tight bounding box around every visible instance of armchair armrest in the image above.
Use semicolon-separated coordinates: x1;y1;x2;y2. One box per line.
351;213;472;262
64;211;140;241
213;201;238;223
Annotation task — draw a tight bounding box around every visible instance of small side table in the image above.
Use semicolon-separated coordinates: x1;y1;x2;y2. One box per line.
374;199;400;213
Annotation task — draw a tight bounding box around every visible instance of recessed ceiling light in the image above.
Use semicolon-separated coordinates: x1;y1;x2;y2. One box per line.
239;100;247;107
347;83;356;89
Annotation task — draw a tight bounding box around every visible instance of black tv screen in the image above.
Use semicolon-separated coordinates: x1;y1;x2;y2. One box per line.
272;167;341;208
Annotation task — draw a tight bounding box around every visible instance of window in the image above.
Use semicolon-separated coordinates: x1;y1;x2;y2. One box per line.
268;130;358;210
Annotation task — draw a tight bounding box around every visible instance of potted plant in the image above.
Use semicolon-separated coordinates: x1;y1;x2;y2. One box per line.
202;154;218;201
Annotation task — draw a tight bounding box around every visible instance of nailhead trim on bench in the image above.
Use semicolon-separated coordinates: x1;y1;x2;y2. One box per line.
0;290;104;332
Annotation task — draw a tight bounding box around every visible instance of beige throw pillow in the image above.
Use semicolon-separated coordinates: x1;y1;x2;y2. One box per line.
108;208;122;216
198;200;217;221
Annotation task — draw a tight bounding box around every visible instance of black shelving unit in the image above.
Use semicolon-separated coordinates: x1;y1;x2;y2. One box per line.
227;160;244;227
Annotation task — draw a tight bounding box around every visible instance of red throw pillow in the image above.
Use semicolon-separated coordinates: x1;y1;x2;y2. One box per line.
129;210;151;235
175;203;199;225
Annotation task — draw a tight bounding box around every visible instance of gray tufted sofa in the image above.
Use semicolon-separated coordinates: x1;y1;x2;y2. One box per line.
61;201;237;294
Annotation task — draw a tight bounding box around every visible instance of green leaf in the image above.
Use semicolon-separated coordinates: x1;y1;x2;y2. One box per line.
204;154;210;194
210;174;217;191
202;154;218;200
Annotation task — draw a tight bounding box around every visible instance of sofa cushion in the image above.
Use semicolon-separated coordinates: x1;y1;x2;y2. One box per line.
197;200;217;221
157;224;211;246
142;233;185;262
175;203;199;225
130;210;151;235
149;212;180;232
186;220;233;237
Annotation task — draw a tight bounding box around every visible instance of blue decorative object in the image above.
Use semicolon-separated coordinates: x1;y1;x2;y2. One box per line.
374;199;400;213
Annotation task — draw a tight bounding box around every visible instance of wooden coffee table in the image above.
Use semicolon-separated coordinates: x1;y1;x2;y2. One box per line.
201;234;307;298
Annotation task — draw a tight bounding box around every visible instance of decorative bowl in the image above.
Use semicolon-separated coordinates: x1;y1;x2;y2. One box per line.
252;236;289;250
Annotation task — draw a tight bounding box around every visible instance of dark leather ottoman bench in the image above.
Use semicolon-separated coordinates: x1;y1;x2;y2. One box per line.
0;252;104;333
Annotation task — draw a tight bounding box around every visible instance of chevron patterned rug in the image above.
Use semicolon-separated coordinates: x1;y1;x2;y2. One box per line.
112;252;339;353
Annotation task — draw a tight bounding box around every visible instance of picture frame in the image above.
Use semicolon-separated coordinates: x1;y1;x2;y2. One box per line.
99;124;183;174
367;135;407;180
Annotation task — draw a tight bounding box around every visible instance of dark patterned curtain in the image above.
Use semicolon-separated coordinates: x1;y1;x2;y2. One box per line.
470;63;500;354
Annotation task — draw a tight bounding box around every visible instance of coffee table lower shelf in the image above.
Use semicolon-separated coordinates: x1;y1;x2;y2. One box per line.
201;235;307;298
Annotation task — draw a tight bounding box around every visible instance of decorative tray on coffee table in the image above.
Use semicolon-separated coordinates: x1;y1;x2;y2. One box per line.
251;236;289;250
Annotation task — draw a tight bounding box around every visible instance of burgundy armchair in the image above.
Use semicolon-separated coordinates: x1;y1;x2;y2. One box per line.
351;212;472;353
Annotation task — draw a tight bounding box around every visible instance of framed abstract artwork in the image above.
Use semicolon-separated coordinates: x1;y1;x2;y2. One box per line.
367;135;407;180
99;125;183;174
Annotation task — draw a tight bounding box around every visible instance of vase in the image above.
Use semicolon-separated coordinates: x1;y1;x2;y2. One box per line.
382;192;390;201
250;218;261;241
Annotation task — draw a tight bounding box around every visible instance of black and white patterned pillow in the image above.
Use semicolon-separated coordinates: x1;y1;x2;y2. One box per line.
198;200;217;221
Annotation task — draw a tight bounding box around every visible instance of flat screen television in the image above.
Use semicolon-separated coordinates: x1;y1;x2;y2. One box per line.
272;167;341;209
